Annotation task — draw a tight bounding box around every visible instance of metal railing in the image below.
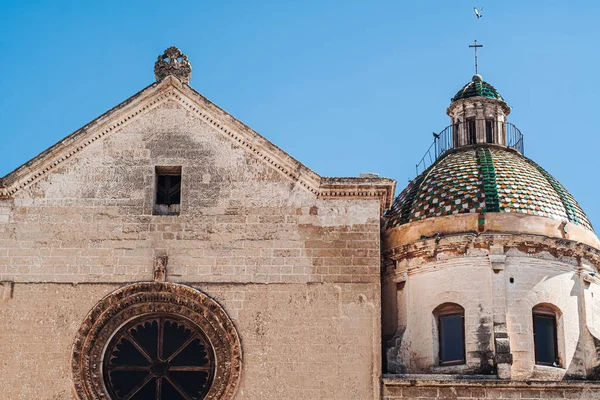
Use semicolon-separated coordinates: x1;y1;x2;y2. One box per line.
506;122;524;154
415;121;524;175
415;126;453;176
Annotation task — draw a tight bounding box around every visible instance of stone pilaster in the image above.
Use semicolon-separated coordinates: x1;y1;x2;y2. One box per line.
489;245;513;379
387;259;409;374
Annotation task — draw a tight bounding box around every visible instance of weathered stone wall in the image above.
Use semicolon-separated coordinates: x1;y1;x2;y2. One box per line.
504;257;584;379
0;282;379;399
0;96;384;399
0;100;381;285
394;257;494;373
382;232;600;380
383;377;600;399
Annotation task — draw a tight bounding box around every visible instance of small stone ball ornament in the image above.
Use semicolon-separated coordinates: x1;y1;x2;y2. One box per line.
154;46;192;83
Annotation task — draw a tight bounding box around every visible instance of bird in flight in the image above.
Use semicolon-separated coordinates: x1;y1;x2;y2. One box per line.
474;7;483;19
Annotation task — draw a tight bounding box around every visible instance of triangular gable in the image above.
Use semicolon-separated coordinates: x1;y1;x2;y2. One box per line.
0;75;395;213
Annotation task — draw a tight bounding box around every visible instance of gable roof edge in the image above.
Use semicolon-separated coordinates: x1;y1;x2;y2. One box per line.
0;80;167;197
172;82;322;194
171;85;397;212
0;76;397;215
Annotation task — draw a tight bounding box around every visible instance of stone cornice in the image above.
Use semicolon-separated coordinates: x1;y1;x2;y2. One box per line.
383;375;600;389
0;76;395;213
383;231;600;272
446;95;511;116
384;212;600;250
319;177;396;214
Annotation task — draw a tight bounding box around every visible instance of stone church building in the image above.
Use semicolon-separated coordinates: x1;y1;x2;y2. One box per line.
1;47;600;399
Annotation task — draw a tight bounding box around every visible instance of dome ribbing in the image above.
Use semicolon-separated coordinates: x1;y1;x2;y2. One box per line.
451;75;505;103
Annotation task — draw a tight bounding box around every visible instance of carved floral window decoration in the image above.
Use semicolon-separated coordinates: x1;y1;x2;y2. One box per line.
71;282;242;400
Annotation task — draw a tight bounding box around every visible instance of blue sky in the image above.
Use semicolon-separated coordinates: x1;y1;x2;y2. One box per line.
1;1;599;226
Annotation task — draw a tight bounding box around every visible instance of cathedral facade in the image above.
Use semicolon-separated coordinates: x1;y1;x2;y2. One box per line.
1;47;600;399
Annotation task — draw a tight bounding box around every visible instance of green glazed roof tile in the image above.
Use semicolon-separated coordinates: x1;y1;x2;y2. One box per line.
387;146;594;232
477;148;500;212
452;75;505;103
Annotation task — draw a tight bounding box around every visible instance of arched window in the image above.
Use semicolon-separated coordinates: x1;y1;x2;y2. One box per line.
71;282;242;400
433;303;465;365
103;315;215;399
532;304;560;367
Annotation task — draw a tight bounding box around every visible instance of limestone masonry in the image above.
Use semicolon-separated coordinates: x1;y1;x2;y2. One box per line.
1;47;599;399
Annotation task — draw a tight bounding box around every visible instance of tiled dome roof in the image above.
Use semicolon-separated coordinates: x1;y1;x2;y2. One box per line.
452;75;504;102
387;146;593;231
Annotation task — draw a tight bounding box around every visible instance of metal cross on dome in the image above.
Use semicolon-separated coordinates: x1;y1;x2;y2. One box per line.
469;40;483;75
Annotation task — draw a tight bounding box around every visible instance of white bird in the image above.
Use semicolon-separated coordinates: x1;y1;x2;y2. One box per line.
474;7;483;19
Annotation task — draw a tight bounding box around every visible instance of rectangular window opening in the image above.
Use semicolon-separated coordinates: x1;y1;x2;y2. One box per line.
467;119;476;145
438;313;465;365
485;120;494;143
533;313;559;366
153;166;182;216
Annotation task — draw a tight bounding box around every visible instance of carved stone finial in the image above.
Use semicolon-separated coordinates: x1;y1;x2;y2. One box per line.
154;46;192;83
153;256;168;282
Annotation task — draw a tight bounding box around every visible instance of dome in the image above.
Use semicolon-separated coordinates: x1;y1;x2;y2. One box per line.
451;75;505;102
387;145;593;231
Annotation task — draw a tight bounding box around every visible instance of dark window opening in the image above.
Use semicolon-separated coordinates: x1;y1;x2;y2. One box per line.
154;166;181;216
103;314;215;400
157;175;181;205
467;119;476;145
533;306;559;367
435;303;466;365
485;120;494;143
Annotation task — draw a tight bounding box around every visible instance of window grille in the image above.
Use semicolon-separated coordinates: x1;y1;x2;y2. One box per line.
103;314;215;399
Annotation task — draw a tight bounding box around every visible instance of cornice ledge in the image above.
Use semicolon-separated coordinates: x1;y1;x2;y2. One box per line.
446;96;511;116
384;231;600;267
383;375;600;389
0;179;6;199
318;177;396;215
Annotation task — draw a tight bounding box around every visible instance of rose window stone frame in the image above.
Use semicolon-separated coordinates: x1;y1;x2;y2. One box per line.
71;282;242;399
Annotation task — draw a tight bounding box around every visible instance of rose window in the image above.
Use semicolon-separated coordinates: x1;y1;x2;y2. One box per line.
103;315;215;400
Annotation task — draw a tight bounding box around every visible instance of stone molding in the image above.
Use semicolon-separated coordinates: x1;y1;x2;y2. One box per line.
71;282;242;400
383;375;600;397
489;244;506;271
0;76;395;213
446;95;511;117
319;177;395;214
384;231;600;274
384;212;600;250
